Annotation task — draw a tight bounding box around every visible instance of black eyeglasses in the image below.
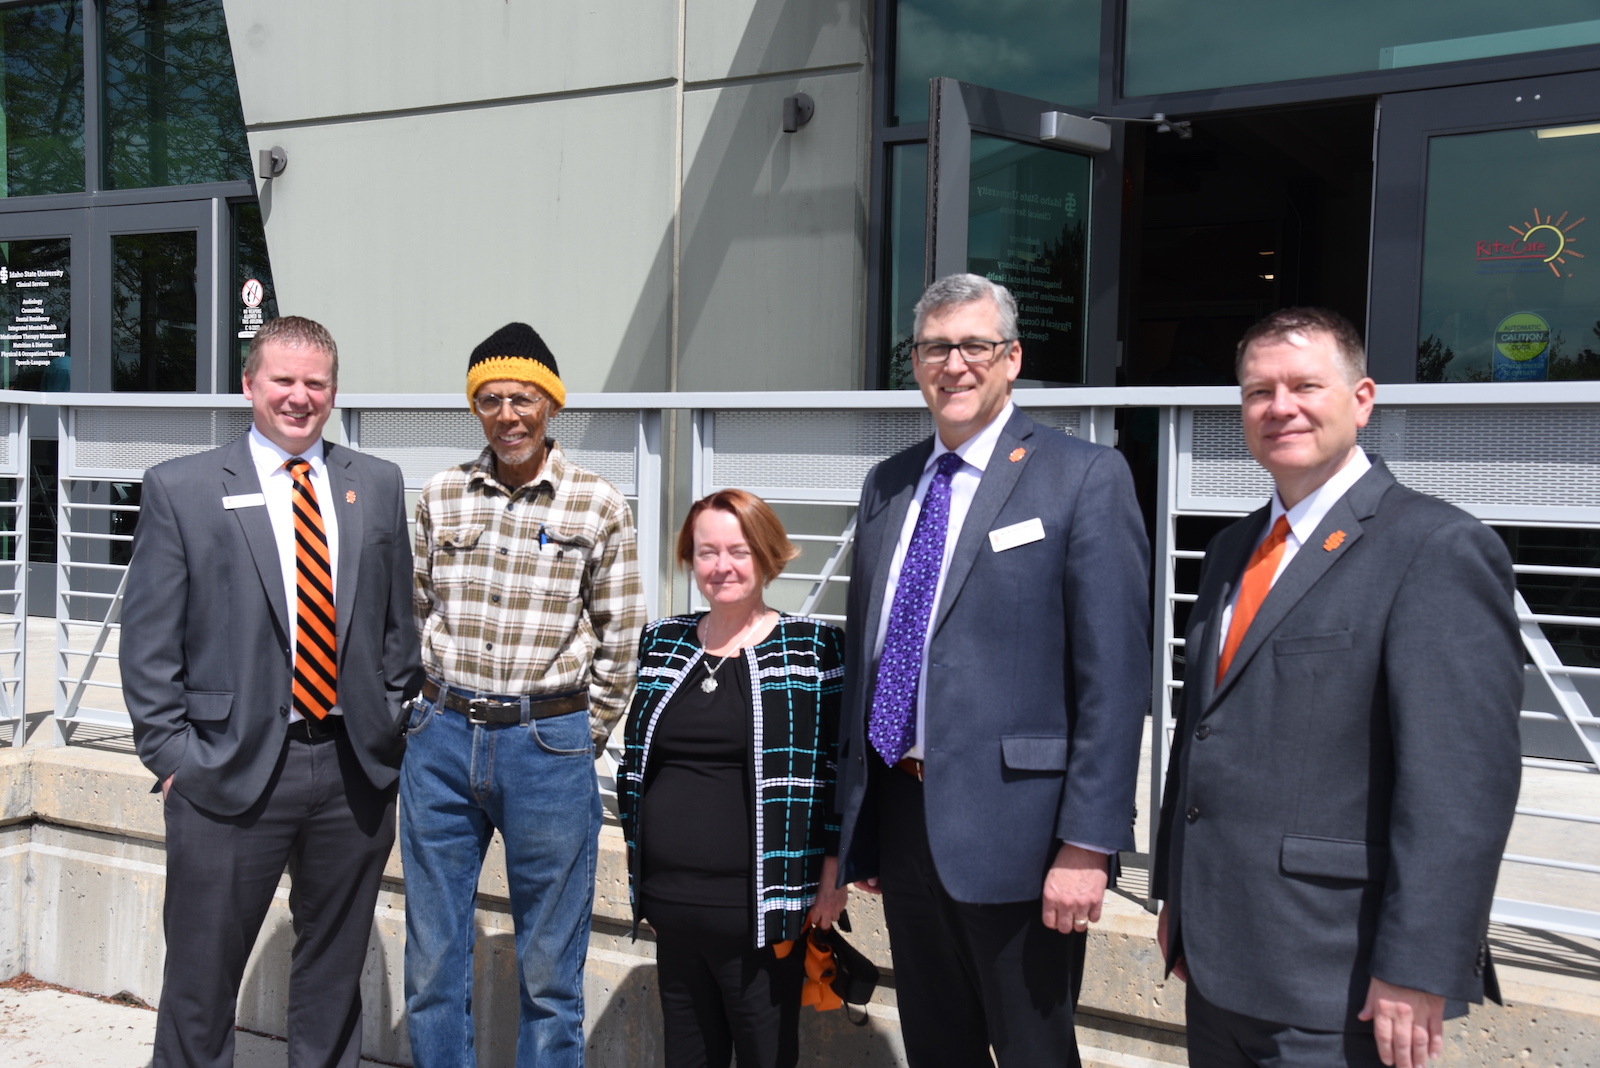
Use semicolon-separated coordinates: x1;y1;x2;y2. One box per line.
911;339;1014;365
473;392;545;416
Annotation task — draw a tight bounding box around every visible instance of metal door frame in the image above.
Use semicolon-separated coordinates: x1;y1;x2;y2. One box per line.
924;78;1125;385
1368;67;1600;382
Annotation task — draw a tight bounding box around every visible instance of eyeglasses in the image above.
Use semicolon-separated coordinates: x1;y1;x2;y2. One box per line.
473;392;545;416
911;339;1015;365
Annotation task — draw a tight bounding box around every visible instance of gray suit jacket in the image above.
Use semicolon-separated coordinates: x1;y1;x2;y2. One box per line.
123;433;423;816
836;408;1151;902
1152;461;1522;1031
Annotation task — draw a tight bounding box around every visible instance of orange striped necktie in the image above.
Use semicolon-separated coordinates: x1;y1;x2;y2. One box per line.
286;458;337;719
1216;514;1291;684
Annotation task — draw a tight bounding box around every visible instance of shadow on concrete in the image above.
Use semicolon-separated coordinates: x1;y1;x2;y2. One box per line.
582;954;903;1068
235;903;406;1064
585;954;666;1068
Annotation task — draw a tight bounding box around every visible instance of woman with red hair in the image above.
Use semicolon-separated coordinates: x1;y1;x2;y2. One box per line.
618;489;848;1068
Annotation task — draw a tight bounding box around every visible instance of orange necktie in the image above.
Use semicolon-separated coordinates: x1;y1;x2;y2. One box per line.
287;458;337;719
1216;515;1290;683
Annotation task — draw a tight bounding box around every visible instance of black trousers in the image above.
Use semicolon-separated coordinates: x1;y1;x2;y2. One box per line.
876;761;1087;1068
1186;982;1385;1068
643;897;805;1068
153;727;396;1068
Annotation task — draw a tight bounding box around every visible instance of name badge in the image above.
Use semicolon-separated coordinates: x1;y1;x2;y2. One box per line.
222;493;266;510
988;517;1045;553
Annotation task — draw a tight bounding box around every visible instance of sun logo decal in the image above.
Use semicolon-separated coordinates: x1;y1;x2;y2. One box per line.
1509;209;1584;278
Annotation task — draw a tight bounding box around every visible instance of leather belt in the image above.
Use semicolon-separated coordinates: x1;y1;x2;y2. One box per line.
894;757;924;782
287;716;343;743
421;678;588;725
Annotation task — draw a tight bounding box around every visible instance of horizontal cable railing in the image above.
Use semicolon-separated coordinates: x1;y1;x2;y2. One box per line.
0;384;1589;936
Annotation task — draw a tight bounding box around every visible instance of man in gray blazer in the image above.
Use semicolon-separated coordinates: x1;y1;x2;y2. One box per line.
836;274;1150;1065
1153;308;1522;1068
122;315;422;1068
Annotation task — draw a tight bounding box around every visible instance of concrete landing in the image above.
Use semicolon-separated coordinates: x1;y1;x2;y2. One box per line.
0;983;395;1067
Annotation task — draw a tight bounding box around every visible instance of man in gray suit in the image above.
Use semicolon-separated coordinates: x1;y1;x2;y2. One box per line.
836;274;1150;1065
122;315;422;1068
1153;308;1523;1068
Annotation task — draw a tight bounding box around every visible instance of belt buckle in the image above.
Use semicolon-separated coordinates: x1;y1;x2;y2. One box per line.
466;698;492;725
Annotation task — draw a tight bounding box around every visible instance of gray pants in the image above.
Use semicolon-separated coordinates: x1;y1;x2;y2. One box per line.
153;727;395;1068
1186;982;1386;1068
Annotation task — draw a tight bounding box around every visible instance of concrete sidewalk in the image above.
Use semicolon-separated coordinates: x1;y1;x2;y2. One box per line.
0;980;395;1068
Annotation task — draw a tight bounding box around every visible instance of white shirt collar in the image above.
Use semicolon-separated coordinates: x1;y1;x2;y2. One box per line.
249;425;325;474
1270;447;1372;545
926;401;1015;475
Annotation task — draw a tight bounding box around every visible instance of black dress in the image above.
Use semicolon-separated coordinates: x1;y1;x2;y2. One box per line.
638;651;804;1068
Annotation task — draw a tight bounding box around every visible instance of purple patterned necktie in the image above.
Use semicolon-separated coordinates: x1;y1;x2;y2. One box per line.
869;451;964;764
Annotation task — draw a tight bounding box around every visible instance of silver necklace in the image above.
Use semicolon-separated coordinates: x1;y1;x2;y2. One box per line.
700;610;769;693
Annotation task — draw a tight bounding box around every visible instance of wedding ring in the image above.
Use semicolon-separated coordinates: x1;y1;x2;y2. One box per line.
1073;919;1089;929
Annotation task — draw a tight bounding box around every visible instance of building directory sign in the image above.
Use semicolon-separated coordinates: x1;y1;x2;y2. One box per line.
966;135;1090;384
0;238;71;390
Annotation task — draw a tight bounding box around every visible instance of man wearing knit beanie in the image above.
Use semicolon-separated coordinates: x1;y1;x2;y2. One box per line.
402;322;646;1067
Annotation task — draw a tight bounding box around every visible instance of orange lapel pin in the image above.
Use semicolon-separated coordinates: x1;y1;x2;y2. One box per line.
1323;530;1346;552
345;490;357;504
1008;447;1026;462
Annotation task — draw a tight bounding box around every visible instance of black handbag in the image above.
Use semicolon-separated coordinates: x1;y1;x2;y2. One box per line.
805;912;880;1024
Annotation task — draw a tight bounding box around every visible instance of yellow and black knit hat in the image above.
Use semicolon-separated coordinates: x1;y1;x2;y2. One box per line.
465;322;565;408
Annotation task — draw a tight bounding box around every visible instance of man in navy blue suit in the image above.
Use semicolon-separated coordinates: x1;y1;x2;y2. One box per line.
836;274;1151;1066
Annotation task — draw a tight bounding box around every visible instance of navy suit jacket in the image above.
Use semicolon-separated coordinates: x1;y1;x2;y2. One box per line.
836;408;1151;903
1152;461;1522;1031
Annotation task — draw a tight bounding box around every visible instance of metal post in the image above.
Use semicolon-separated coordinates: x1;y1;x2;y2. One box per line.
1146;405;1178;909
50;406;70;745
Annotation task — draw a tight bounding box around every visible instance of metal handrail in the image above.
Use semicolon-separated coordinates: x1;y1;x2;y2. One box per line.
0;387;1587;941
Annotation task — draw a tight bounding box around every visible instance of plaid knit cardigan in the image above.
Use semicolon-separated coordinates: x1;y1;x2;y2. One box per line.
618;613;845;948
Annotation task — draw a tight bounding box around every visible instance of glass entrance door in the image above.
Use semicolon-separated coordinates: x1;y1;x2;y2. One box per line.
1370;68;1600;382
919;79;1121;386
91;201;214;392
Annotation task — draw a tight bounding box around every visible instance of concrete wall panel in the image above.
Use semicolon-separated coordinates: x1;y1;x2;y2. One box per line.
685;0;867;83
677;70;870;391
247;89;676;395
223;0;678;125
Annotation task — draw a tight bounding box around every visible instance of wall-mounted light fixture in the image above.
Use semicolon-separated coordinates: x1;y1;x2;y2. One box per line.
257;146;287;179
783;93;815;133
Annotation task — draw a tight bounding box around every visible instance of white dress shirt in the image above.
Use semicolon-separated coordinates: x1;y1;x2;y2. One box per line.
872;402;1014;760
1218;447;1372;654
248;427;340;721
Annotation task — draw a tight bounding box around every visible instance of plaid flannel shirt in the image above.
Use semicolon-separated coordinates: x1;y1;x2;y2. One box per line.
413;442;646;741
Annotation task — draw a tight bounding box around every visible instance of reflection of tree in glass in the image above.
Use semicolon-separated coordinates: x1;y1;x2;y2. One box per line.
885;336;916;391
1415;335;1455;383
101;0;249;189
1;2;86;197
1549;321;1600;381
1015;216;1086;383
111;232;196;391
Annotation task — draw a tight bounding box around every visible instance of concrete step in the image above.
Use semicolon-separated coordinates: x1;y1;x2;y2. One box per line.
1082;1047;1186;1068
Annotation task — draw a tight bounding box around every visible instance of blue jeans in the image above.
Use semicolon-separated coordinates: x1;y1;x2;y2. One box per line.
400;690;601;1068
